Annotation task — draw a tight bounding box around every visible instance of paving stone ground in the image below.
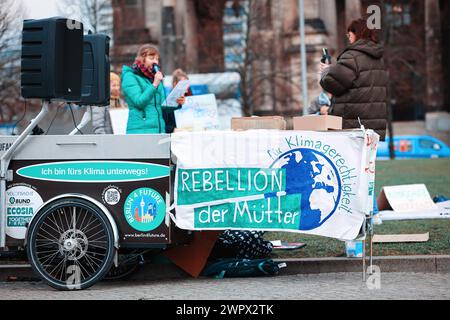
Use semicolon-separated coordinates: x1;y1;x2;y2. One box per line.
0;272;449;300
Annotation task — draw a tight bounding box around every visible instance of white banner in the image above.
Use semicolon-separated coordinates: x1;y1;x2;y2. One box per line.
109;108;129;135
171;129;379;240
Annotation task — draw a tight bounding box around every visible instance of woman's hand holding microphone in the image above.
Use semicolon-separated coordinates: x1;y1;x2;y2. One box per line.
153;71;164;88
151;65;185;105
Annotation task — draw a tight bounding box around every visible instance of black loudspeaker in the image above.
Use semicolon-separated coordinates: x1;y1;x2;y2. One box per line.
80;34;111;106
21;17;84;101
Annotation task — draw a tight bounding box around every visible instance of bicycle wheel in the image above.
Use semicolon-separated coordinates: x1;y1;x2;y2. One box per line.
26;197;115;290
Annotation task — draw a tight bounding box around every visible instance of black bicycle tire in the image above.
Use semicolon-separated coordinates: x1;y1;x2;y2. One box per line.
26;197;115;290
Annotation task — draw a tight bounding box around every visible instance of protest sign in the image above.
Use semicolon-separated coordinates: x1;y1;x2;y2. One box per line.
174;94;220;131
377;184;437;212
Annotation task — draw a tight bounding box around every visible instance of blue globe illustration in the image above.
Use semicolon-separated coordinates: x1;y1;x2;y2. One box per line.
271;148;341;230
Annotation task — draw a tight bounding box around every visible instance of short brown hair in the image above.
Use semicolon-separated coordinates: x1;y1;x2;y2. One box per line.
172;68;189;87
135;44;160;63
347;18;378;43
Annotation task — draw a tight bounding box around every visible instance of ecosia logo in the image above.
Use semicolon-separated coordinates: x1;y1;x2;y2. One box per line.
6;186;44;239
124;188;166;232
268;134;358;231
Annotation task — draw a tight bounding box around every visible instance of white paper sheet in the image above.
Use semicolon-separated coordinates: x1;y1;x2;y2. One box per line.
162;80;190;107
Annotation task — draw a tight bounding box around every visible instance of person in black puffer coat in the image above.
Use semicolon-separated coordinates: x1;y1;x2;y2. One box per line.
320;18;388;140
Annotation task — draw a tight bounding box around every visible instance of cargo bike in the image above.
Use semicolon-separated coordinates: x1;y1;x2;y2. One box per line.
0;17;194;290
0;101;192;290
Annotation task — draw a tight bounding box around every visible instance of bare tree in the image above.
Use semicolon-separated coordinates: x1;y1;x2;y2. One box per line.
227;0;303;116
381;1;426;116
371;0;428;158
193;0;228;73
0;0;23;124
58;0;113;37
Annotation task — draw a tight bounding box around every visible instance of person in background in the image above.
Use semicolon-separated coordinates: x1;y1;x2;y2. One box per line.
92;72;127;134
163;68;193;133
320;18;387;222
319;18;387;140
122;45;180;134
308;91;333;115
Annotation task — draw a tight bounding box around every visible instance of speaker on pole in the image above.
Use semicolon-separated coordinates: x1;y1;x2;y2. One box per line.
21;17;84;101
80;34;111;106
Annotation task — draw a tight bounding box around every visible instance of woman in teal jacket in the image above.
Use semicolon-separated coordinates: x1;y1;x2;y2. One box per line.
122;45;166;134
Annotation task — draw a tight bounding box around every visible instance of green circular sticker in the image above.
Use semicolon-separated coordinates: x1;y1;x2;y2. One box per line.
124;188;166;232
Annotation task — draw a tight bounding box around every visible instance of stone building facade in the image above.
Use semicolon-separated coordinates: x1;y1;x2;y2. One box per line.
111;0;450;120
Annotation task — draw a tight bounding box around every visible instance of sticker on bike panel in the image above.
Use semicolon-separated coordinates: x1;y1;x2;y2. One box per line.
124;188;166;232
6;186;43;239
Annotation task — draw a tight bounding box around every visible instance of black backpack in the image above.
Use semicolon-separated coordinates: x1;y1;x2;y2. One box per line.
211;230;274;260
202;258;286;279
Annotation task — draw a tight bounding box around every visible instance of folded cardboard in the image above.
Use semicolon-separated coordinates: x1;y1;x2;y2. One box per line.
372;233;429;243
163;231;221;278
293;115;342;131
377;184;437;212
231;116;286;131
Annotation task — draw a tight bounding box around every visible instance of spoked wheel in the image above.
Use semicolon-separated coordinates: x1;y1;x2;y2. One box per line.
26;198;115;290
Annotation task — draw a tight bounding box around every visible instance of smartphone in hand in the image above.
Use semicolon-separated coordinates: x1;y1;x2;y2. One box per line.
321;48;332;64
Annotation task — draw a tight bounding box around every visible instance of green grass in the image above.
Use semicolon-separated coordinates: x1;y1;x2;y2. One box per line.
267;158;450;258
375;158;450;197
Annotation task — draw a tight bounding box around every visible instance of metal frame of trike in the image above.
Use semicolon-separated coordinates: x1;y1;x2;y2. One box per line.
1;101;51;249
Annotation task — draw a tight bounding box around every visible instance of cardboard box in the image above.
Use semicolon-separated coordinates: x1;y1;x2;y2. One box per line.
293;115;342;131
231;116;286;131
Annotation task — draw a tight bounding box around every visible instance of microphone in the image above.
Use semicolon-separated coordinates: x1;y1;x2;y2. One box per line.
152;63;162;74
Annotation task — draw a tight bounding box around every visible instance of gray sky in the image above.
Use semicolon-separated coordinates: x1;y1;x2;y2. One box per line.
22;0;59;19
21;0;87;30
19;0;113;38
